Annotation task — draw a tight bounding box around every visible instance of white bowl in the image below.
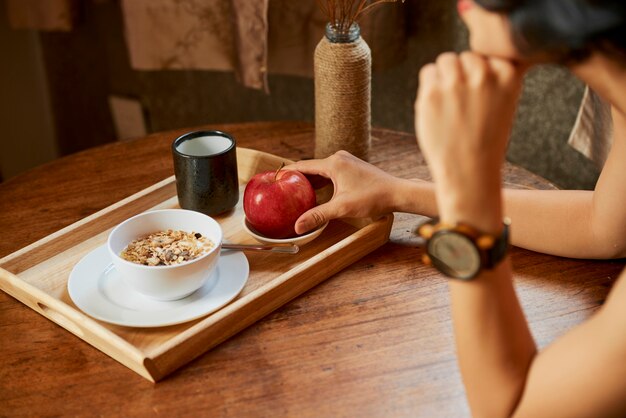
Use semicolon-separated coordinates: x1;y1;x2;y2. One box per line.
242;217;328;247
107;209;223;301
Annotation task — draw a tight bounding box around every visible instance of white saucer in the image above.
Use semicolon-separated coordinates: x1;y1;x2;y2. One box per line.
68;245;249;328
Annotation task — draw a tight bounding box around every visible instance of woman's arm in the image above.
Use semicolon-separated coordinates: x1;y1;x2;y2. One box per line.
292;152;439;235
294;126;626;260
416;51;537;417
512;274;626;417
504;108;626;259
294;165;626;260
435;103;626;259
416;51;626;418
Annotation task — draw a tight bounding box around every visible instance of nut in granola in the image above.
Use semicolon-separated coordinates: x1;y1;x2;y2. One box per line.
120;230;214;266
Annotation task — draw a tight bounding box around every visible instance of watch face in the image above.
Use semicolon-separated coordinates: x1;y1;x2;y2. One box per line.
428;231;481;280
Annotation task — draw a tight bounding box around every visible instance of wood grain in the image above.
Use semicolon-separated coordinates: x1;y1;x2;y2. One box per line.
0;121;623;417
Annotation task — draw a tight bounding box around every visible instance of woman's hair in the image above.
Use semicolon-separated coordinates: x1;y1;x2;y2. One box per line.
474;0;626;63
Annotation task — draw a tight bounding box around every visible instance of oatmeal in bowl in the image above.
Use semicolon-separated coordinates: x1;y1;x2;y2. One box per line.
107;209;223;301
120;229;215;267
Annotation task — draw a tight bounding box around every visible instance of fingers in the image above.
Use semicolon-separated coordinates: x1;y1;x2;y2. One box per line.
458;51;523;89
295;204;336;235
436;52;464;87
418;63;438;96
288;156;333;188
291;150;354;178
292;153;352;233
459;51;489;86
420;51;521;92
416;62;439;118
291;158;331;178
417;53;467;110
488;56;524;90
420;52;468;92
422;52;524;105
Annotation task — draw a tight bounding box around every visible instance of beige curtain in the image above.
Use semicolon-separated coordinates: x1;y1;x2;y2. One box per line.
120;0;407;91
5;0;407;90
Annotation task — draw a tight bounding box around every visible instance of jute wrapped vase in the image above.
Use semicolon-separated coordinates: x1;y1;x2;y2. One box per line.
314;23;371;161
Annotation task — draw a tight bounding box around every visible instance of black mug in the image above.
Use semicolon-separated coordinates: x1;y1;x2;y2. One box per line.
172;130;239;216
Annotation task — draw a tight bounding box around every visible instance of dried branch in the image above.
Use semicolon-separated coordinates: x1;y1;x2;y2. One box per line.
317;0;405;34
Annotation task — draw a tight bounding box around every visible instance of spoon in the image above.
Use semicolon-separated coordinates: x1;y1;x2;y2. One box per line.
221;243;299;254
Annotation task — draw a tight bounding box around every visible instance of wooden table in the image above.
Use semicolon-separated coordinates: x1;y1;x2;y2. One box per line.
1;121;623;417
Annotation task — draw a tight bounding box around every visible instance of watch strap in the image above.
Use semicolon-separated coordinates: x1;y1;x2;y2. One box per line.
418;218;511;275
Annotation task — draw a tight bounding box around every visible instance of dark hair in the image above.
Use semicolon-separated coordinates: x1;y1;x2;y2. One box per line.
474;0;626;63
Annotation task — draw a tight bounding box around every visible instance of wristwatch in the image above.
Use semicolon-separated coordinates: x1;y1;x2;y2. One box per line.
416;218;510;280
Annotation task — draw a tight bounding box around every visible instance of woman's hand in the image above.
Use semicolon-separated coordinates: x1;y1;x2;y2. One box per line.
415;51;525;231
291;151;403;234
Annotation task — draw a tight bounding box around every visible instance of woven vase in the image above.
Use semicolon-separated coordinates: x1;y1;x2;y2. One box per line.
314;23;371;161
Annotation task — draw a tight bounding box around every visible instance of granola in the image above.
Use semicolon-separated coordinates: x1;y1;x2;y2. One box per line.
120;230;214;266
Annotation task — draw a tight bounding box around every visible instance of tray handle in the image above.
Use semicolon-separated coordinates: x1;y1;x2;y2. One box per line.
35;300;85;337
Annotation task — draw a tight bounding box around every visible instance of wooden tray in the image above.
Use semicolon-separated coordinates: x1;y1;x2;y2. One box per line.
0;148;393;382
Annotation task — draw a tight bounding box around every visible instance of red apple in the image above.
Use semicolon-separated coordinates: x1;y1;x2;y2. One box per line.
243;164;316;239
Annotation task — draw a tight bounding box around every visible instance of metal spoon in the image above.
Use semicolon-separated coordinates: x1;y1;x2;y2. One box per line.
221;243;299;254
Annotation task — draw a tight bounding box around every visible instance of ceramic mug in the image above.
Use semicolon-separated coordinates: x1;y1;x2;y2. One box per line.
172;130;239;216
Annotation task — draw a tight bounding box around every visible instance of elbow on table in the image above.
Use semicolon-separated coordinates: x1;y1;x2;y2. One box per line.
583;217;626;259
590;236;626;260
606;245;626;260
